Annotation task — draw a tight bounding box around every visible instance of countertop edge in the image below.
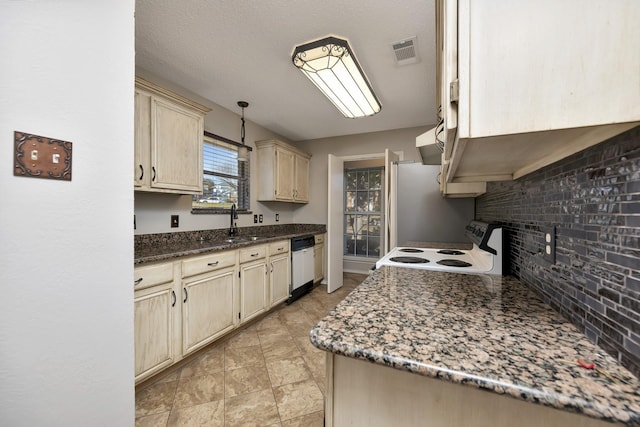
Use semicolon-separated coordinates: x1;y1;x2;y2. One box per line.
308;266;640;426
309;328;637;425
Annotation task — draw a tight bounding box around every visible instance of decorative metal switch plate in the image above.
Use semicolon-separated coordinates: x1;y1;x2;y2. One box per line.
14;131;73;181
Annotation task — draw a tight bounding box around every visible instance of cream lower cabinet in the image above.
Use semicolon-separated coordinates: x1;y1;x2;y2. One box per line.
135;242;293;383
134;262;179;383
314;234;325;283
239;245;268;323
181;250;238;355
269;240;290;306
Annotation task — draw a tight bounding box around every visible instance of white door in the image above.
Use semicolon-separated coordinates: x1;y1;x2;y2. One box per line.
384;149;399;253
327;154;344;293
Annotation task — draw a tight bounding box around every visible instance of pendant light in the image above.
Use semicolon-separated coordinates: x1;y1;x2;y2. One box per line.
237;101;249;162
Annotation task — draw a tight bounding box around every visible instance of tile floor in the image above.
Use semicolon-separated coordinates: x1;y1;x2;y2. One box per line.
135;273;367;427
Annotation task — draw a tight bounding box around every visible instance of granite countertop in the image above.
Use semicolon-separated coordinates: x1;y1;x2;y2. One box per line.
135;224;326;265
310;266;640;425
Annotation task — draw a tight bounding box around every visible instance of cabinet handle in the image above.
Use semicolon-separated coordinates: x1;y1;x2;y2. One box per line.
171;290;176;307
138;165;144;180
277;247;284;251
207;261;219;267
152;166;156;182
251;252;259;257
134;278;143;285
183;288;188;303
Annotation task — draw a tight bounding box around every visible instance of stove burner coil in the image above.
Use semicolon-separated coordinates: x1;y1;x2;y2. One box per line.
399;248;424;253
437;259;472;268
389;256;429;264
437;249;465;255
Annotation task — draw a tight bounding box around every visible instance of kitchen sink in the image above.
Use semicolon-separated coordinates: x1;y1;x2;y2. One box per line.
223;236;264;243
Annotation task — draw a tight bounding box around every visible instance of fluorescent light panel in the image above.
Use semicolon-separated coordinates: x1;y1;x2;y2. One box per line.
292;36;381;118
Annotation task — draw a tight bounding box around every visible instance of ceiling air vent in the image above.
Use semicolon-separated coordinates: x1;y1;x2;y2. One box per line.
391;36;419;65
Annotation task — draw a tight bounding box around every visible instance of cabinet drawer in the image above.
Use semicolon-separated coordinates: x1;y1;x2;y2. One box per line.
134;262;174;290
239;245;267;263
182;250;237;278
314;234;325;244
269;240;289;256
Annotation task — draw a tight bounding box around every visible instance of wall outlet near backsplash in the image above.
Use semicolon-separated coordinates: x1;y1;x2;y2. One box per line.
543;226;555;264
171;215;179;228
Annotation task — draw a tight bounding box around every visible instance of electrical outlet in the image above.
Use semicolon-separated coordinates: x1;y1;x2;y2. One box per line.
259;214;263;223
171;215;179;228
254;214;258;224
276;213;279;222
543;226;555;263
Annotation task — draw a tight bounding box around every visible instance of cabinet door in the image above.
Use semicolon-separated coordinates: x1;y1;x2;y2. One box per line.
240;261;268;323
294;154;310;202
314;243;324;283
270;254;290;306
134;282;177;382
134;90;152;188
151;97;203;193
275;147;295;201
182;267;236;355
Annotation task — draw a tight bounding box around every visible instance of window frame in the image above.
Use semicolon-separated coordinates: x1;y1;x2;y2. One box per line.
191;131;252;214
343;166;384;258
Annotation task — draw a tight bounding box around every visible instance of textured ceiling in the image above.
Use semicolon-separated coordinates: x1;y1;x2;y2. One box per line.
135;0;437;142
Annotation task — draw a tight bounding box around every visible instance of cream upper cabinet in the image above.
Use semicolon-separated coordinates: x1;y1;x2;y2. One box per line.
275;147;295;201
269;240;290;306
294;154;310;202
134;77;210;195
134;262;180;383
437;0;640;197
256;139;311;203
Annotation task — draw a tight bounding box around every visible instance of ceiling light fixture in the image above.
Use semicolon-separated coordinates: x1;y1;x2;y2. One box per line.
237;101;249;162
292;36;382;118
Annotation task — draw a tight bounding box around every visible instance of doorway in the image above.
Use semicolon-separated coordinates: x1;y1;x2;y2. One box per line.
343;161;384;273
326;150;402;293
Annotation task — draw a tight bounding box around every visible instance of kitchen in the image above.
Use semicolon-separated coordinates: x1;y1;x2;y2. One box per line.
2;1;639;427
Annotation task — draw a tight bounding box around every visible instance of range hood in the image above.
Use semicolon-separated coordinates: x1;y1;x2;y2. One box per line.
416;126;442;165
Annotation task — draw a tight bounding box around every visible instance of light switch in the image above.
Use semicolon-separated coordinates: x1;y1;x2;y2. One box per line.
14;131;72;181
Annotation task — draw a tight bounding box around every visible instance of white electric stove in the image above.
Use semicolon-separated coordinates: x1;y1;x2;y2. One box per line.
376;221;504;275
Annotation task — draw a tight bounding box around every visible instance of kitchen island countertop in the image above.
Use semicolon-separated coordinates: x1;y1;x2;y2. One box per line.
310;266;640;425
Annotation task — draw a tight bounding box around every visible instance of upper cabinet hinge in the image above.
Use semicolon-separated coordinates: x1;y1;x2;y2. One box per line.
450;80;459;103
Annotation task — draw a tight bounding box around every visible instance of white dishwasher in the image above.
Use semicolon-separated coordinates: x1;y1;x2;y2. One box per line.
288;235;315;304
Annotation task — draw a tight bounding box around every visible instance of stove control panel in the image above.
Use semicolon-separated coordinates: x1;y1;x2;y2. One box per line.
465;221;501;255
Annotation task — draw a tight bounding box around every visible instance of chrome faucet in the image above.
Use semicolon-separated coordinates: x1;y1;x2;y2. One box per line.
229;203;239;236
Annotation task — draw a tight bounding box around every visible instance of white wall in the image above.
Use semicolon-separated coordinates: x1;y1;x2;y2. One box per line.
292;126;429;225
0;2;135;426
133;69;298;234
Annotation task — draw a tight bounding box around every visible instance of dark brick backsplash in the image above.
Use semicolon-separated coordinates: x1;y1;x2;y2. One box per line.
476;125;640;377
